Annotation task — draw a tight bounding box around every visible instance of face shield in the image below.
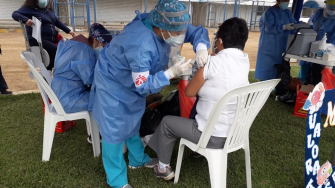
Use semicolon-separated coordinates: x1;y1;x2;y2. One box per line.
167;45;184;69
324;3;335;19
155;7;189;48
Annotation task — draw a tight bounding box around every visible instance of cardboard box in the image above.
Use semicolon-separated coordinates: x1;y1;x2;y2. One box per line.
294;84;314;118
42;97;76;133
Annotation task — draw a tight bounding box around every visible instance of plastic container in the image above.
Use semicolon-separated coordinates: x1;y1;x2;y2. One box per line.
294;84;315;118
316;34;327;59
286;29;317;55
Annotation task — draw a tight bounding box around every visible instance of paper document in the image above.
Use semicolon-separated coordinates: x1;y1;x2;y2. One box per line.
32;16;42;43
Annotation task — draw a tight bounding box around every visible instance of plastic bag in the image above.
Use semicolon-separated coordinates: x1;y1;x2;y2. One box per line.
146;93;163;109
140;108;162;137
275;59;291;96
156;89;180;117
322;67;335;90
305;63;324;86
178;79;196;118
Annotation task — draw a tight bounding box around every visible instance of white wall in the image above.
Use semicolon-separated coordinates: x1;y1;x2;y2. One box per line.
88;0;190;23
192;2;266;28
0;0;25;20
0;0;264;29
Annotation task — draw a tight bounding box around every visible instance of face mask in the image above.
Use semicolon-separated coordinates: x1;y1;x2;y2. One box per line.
327;9;335;16
161;30;185;47
279;2;289;10
94;46;103;58
38;0;48;8
212;38;222;54
212;38;218;54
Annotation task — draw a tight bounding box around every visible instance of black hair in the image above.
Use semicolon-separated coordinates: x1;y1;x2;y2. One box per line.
217;17;249;51
22;0;55;12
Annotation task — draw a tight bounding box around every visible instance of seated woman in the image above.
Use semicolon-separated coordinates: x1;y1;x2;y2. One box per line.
51;23;112;113
12;0;75;70
147;17;250;180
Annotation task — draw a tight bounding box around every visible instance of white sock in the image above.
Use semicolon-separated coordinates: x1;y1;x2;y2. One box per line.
159;161;169;171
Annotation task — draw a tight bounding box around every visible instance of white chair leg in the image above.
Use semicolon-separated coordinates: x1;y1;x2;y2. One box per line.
42;115;57;161
174;143;185;184
86;119;91;136
207;152;227;188
244;145;252;188
89;113;100;157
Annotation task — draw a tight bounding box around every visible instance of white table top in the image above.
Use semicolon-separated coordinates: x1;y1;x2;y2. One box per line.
285;53;335;67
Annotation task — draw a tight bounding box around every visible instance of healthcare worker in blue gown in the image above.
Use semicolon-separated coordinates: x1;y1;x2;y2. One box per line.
88;0;210;187
51;23;112;113
298;1;335;83
255;0;297;81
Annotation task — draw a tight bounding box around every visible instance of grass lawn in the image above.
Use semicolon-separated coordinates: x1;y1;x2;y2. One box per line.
1;66;334;188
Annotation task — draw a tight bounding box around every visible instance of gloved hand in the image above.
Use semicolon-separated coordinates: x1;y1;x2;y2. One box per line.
195;49;208;69
165;57;193;79
283;23;295;30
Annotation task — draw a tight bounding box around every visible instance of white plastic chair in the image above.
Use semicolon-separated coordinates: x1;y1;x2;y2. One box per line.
28;47;50;80
19;19;50;78
21;51;100;161
174;79;280;188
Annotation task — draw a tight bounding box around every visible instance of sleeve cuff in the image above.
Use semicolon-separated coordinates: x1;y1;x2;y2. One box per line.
196;43;208;53
164;71;172;80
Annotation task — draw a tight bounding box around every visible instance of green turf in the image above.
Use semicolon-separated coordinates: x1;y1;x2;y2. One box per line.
1;66;334;188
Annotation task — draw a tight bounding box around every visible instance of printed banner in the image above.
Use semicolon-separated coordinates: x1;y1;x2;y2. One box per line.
304;84;335;188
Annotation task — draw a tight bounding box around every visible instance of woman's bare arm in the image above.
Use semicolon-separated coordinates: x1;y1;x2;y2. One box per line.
185;67;205;97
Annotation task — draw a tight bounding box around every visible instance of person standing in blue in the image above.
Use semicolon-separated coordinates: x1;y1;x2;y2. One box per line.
255;0;297;81
51;24;112;113
298;0;335;83
89;0;210;187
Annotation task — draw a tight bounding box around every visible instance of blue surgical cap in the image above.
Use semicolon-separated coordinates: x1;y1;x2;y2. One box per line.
147;0;190;31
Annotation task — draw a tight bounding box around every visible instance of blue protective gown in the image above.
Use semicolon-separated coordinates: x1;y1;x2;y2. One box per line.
89;12;210;145
298;9;335;82
51;39;97;113
255;6;297;81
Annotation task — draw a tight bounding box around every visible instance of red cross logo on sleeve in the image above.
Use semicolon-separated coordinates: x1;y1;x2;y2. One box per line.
135;75;147;86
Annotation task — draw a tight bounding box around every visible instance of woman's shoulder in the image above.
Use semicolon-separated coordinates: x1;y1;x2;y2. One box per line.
15;6;35;12
265;6;277;13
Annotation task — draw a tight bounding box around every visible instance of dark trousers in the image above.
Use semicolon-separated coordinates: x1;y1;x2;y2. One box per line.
0;66;8;91
29;39;57;70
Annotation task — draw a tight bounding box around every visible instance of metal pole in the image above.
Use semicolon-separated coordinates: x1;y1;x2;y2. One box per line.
70;0;75;31
214;5;217;28
86;0;91;31
188;0;191;13
233;0;237;17
54;0;58;17
238;0;241;17
94;0;97;23
145;0;147;13
224;0;227;21
255;1;259;29
207;3;211;27
249;1;254;30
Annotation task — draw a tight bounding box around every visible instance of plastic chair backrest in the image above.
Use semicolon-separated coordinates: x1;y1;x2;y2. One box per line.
30;47;50;68
19;20;50;68
19;20;30;51
25;50;52;85
197;79;280;151
21;51;66;116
